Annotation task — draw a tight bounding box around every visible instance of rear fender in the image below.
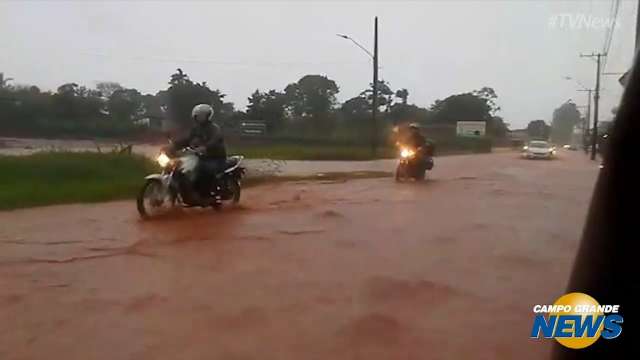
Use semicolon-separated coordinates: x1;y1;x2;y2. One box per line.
224;167;245;179
224;156;245;174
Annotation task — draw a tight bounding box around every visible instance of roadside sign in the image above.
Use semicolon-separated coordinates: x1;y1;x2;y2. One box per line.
456;121;486;137
241;121;267;136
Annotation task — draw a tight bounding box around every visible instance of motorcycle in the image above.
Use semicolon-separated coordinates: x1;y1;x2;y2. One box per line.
136;144;245;219
395;145;434;182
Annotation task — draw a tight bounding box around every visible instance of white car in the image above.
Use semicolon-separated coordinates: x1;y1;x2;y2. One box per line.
522;140;556;159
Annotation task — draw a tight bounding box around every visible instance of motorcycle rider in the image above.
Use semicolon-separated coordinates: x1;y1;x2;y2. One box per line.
172;104;227;205
405;123;434;168
406;123;426;149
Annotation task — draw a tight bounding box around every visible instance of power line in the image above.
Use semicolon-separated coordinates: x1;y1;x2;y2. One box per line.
601;0;621;73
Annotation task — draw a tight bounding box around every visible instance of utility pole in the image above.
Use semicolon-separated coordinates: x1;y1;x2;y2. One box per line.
371;16;379;156
580;52;605;160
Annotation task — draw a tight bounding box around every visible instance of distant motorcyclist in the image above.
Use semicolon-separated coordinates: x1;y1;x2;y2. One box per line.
406;123;426;149
172;104;227;204
406;123;435;155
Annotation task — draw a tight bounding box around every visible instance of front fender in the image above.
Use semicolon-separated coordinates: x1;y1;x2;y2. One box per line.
144;174;165;180
144;174;172;188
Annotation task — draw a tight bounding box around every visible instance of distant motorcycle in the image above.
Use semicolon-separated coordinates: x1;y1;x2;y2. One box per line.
395;144;434;181
136;142;245;219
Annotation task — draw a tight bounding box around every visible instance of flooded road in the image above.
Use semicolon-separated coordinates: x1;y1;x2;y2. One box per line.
0;151;599;359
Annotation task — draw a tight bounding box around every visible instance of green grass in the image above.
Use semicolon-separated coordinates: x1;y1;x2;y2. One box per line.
0;152;158;210
0;152;392;210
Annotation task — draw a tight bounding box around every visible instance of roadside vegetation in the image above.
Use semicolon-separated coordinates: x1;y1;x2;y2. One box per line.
0;152;157;210
228;136;491;160
1;69;508;150
0;152;396;210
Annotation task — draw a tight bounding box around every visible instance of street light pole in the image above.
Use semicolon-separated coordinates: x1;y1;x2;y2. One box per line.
336;16;380;156
372;17;379;156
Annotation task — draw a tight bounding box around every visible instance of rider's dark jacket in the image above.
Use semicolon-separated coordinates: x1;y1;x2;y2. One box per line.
407;132;426;149
173;121;227;159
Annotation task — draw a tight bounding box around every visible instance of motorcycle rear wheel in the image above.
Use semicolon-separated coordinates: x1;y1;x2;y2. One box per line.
213;179;241;211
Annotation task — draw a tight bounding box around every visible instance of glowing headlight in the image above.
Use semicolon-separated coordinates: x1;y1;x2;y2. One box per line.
400;148;415;158
523;146;529;150
157;153;171;167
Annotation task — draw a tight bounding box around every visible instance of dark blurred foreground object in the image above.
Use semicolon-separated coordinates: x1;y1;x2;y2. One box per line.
552;54;640;358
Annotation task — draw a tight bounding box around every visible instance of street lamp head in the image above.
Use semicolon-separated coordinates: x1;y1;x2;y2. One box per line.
336;34;349;39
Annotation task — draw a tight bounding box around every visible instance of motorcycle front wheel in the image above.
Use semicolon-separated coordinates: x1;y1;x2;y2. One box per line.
137;179;175;219
395;163;407;182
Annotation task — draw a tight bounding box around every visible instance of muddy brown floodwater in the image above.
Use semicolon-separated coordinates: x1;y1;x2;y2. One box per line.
0;151;599;360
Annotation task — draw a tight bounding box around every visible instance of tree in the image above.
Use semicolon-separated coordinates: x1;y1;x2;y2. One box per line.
141;93;165;119
341;95;370;120
169;68;189;86
282;75;339;135
430;93;492;123
76;85;102;99
56;83;79;97
527;120;551;139
0;73;14;89
395;88;409;105
284;75;339;118
386;103;432;126
217;101;237;129
428;87;501;131
0;83;51;133
50;82;104;122
551;101;581;144
51;83;80;119
96;82;124;98
247;89;287;133
164;69;225;129
107;88;144;122
488;116;509;138
360;80;394;110
472;87;501;115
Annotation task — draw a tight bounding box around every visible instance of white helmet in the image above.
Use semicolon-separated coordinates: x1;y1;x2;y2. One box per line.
191;104;214;124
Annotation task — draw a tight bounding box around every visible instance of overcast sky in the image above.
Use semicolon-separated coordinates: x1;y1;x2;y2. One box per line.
1;0;636;128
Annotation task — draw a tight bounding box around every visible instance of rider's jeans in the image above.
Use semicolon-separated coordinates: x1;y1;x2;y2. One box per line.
196;158;226;195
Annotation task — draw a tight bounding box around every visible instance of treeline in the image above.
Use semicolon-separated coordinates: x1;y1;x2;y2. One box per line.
0;70;508;140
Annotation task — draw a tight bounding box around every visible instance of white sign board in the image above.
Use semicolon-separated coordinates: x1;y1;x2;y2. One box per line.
456;121;486;137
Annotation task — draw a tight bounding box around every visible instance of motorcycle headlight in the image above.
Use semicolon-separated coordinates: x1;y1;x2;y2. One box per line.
400;148;415;158
157;153;171;167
